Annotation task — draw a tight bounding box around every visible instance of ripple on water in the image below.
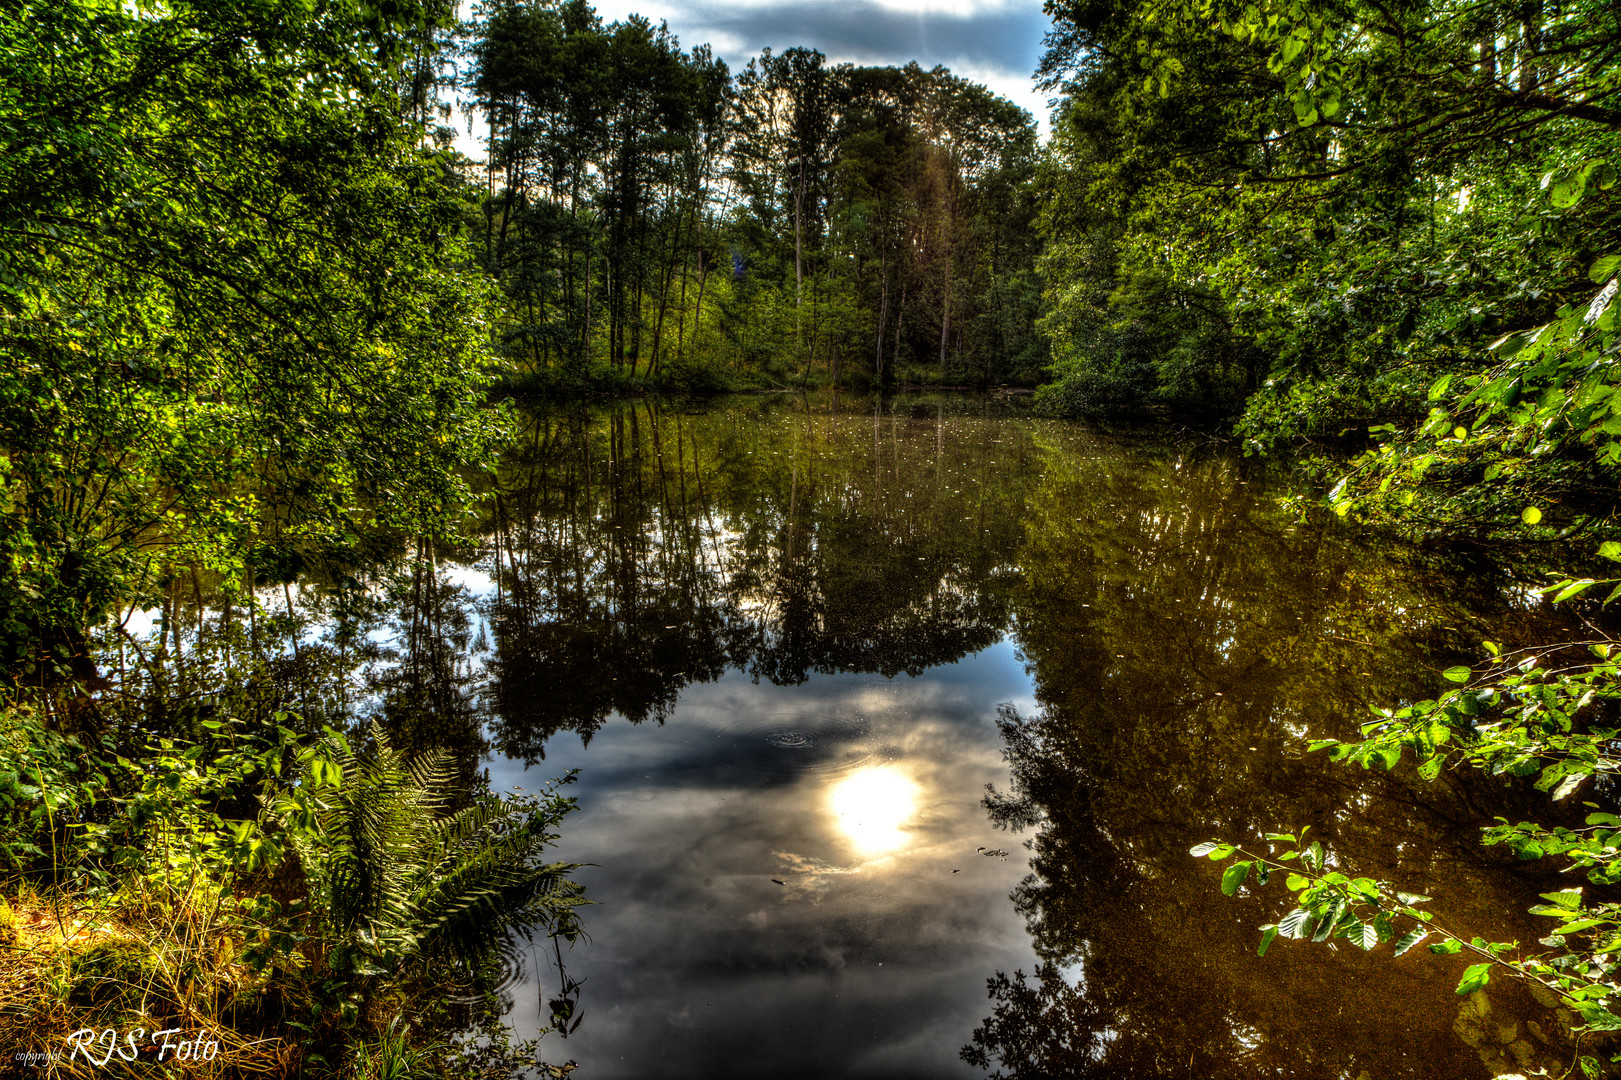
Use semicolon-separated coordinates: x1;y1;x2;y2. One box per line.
446;933;527;1005
717;714;875;781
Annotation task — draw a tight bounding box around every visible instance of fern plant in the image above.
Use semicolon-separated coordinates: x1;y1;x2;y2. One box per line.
270;722;585;985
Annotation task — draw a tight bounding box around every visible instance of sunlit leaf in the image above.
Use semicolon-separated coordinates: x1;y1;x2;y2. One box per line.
1221;860;1252;895
1278;907;1314;939
1551;174;1585;209
1553;919;1607;935
1456;962;1491;994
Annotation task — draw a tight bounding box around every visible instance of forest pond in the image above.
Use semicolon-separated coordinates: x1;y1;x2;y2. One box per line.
406;393;1572;1079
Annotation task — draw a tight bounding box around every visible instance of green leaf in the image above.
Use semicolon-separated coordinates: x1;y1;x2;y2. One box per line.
1551;174;1585;209
1189;842;1220;857
1456;962;1492;994
1429;939;1463;955
1221;860;1253;896
1552;919;1606;935
1393;929;1428;956
1258;925;1280;956
1555;579;1599;603
1442;666;1472;684
1522;506;1543;526
1592;256;1621;285
1278;907;1314;939
1489;330;1532;357
1312;902;1343;942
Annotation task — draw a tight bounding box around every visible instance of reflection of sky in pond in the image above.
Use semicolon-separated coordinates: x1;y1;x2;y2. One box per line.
433;395;1579;1079
485;638;1037;1079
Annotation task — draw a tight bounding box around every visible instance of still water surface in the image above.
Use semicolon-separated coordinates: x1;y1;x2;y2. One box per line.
434;393;1568;1078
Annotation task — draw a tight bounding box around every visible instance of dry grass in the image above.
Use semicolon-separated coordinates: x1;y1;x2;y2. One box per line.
0;887;296;1078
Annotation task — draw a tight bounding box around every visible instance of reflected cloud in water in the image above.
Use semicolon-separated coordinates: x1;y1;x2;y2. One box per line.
486;640;1039;1079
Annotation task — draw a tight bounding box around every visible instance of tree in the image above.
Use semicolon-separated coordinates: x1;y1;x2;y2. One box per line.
0;0;503;698
1036;0;1619;442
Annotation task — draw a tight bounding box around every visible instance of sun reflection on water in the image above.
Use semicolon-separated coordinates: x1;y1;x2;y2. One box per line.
828;764;920;857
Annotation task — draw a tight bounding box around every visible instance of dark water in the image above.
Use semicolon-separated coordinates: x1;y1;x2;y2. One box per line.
427;394;1571;1078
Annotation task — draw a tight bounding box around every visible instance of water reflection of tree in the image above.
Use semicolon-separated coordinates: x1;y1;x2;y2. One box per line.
965;441;1573;1079
480;396;1036;762
362;538;491;793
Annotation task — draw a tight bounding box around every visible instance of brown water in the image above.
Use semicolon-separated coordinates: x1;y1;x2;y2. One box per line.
429;393;1573;1078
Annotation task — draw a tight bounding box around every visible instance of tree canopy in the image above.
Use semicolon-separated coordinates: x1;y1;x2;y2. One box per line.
1;0;504;691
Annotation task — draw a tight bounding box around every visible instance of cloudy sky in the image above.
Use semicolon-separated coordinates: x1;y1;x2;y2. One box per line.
453;0;1056;156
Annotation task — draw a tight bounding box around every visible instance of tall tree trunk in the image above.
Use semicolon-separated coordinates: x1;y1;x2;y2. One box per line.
692;248;711;360
1521;3;1541;91
791;151;804;312
874;265;889;383
894;277;906;367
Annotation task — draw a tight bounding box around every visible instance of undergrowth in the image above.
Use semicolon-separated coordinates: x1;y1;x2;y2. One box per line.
0;693;586;1078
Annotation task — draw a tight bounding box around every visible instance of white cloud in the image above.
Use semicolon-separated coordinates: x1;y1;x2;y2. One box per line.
450;0;1054;158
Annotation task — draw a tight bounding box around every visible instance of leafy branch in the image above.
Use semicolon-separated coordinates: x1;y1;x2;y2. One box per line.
1197;630;1621;1072
1191;833;1617;1015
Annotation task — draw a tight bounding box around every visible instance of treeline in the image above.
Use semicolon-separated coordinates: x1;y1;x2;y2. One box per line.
469;0;1046;390
1034;0;1620;544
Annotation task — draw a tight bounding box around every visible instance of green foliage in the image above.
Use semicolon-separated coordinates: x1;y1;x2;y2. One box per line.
2;2;594;1071
1033;78;1264;418
272;722;585;981
1037;0;1621;456
0;697;586;1070
0;0;505;688
1327;269;1621;540
0;700;110;871
1199;638;1621;1069
73;715;300;900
